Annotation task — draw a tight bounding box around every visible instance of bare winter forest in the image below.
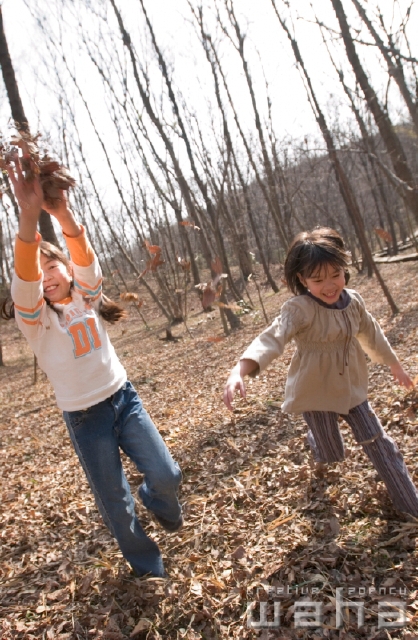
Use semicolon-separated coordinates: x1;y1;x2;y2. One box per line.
1;0;418;638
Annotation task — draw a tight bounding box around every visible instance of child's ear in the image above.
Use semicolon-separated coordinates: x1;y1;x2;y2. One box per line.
297;272;307;288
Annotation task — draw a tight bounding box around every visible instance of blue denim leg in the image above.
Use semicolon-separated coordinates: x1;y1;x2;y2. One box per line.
115;382;182;522
63;381;181;577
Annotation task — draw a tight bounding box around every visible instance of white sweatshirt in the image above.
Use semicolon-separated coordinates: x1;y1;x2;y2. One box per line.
11;231;126;411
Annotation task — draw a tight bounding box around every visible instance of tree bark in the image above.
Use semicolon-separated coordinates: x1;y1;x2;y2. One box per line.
273;1;399;313
191;4;279;292
331;0;418;224
0;7;59;245
350;0;418;136
220;1;290;249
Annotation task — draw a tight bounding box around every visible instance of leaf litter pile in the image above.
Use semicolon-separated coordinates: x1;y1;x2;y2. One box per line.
1;262;418;639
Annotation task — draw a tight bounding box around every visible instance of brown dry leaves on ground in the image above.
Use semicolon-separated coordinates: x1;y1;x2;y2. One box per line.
1;263;418;640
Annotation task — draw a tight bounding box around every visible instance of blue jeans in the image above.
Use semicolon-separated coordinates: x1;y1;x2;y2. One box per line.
63;381;182;577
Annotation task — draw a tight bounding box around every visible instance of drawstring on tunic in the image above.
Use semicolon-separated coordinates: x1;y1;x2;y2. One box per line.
339;311;352;376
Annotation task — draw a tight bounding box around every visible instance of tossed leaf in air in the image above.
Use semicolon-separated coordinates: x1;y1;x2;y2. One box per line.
143;239;161;254
211;256;223;275
177;256;191;271
374;227;393;243
213;272;228;288
120;292;139;301
202;284;217;309
216;301;242;312
179;220;200;230
147;254;165;271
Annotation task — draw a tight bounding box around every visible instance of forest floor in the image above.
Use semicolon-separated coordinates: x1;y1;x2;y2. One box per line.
1;261;418;640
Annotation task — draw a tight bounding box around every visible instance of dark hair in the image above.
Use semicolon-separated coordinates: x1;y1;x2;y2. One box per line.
1;241;127;323
40;240;72;270
0;297;14;320
284;227;350;295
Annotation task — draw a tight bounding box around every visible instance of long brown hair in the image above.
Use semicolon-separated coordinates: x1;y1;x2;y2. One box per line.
284;227;350;295
1;241;127;323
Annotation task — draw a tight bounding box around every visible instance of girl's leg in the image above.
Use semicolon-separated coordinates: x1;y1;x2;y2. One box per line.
115;381;182;526
306;429;324;463
63;396;165;578
303;411;345;463
344;401;418;517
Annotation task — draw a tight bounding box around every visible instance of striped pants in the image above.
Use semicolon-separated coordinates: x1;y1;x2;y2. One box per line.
303;400;418;517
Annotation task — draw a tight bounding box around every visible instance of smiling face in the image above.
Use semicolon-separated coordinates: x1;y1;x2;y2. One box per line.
40;253;73;303
298;263;346;305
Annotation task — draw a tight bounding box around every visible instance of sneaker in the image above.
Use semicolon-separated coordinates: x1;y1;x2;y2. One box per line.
153;513;184;532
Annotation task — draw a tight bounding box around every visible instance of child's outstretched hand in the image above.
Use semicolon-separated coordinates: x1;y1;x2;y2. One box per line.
43;189;82;238
223;368;247;411
42;189;70;218
223;359;258;411
390;362;414;389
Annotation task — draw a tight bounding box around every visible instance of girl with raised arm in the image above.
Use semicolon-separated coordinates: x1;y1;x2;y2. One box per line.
224;227;418;517
5;158;183;577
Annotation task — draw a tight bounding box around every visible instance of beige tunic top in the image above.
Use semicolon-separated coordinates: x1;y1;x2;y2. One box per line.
241;289;398;415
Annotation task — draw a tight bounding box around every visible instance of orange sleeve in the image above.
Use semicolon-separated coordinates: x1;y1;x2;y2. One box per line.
64;226;95;267
14;233;42;282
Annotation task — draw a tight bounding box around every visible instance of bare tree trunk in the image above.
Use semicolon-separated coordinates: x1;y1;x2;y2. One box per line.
109;0;215;275
218;1;290;248
331;0;418;224
0;7;59;245
273;1;398;313
109;0;240;330
0;219;5;288
138;0;239;302
351;0;418;136
191;4;279;291
315;19;399;255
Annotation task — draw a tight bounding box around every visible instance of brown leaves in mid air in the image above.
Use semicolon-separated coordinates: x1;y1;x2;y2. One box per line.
0;129;76;207
195;256;227;310
120;292;143;308
120;292;139;301
375;227;393;243
179;220;200;231
137;241;165;279
177;256;191;271
143;240;161;255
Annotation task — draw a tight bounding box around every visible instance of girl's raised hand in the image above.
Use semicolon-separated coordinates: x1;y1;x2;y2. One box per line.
42;189;69;218
390;362;414;389
7;156;43;217
42;189;82;238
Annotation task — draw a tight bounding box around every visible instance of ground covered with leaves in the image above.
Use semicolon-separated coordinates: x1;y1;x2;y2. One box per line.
1;262;418;639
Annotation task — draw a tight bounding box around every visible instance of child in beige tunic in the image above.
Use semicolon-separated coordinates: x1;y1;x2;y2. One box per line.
224;227;418;517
